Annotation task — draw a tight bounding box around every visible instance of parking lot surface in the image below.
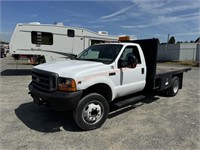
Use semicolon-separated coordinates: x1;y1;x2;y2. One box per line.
0;56;199;150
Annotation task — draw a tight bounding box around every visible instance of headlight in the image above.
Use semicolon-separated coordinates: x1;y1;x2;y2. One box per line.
58;78;77;92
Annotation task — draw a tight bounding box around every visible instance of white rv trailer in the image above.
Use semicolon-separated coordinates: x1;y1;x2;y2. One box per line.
10;22;128;63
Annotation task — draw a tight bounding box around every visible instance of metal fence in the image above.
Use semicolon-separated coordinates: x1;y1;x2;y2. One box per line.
157;43;199;61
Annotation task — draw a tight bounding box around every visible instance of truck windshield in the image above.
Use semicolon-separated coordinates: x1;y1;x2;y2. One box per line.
77;44;123;64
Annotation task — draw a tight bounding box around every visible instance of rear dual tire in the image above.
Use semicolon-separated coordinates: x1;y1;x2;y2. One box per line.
167;76;180;96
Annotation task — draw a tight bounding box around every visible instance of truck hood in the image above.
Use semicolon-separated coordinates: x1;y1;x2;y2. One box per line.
34;60;111;78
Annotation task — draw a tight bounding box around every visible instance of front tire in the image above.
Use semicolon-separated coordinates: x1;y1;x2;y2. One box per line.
73;93;109;130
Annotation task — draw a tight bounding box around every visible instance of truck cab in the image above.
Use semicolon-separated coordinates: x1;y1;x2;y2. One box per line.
75;43;147;98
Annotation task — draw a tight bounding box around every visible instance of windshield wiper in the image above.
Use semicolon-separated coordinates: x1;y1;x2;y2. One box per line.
78;58;103;62
65;53;77;59
83;59;99;61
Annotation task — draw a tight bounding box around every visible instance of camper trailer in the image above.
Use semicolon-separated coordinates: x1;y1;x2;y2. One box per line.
10;22;129;64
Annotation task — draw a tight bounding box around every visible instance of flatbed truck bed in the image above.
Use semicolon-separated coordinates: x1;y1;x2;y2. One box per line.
153;66;192;92
156;66;191;76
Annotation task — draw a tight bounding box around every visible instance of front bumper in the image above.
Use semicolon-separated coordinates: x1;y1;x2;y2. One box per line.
29;83;83;111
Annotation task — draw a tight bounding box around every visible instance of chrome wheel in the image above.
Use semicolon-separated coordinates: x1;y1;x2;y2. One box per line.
82;101;103;124
166;76;180;97
173;79;179;94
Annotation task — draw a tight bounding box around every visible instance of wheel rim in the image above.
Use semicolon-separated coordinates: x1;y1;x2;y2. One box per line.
173;79;179;94
82;100;104;125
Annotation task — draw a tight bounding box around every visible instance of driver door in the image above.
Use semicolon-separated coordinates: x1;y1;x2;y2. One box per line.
115;46;146;97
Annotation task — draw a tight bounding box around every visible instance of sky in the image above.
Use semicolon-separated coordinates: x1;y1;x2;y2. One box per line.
1;0;200;43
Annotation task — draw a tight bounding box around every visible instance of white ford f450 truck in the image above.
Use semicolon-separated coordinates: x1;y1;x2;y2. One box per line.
29;39;191;130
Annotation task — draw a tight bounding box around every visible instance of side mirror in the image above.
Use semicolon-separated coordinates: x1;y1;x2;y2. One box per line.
118;56;138;69
127;56;137;68
118;59;123;68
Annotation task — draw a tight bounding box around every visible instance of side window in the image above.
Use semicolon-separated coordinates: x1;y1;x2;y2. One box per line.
67;29;75;37
132;46;141;64
118;46;141;68
120;47;132;61
120;46;141;63
31;31;53;45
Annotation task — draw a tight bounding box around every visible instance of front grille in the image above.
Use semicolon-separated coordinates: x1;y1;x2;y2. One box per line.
32;68;58;92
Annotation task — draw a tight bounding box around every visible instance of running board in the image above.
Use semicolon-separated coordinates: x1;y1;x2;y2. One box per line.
114;95;147;108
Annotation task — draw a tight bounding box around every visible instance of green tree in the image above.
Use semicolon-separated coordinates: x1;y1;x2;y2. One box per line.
168;36;176;44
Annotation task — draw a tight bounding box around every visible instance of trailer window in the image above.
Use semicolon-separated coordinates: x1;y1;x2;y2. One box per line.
31;31;53;45
91;40;107;45
67;29;75;37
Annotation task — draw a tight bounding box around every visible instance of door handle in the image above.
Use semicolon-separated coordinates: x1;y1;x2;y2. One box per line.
109;72;116;76
141;68;144;74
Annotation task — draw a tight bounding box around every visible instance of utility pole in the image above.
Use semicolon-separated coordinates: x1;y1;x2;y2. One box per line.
166;34;170;51
165;34;170;60
167;34;170;44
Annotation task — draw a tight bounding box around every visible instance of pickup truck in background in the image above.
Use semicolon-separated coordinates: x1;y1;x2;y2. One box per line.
29;39;191;130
